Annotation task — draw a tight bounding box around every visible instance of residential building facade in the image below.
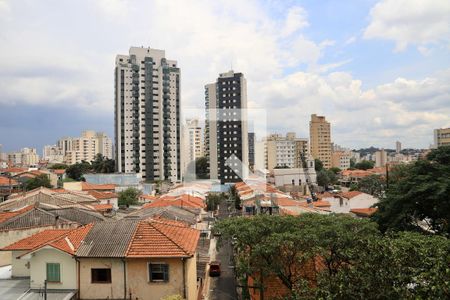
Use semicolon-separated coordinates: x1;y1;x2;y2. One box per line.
433;127;450;148
205;70;248;183
375;149;387;167
115;47;181;183
54;130;113;165
8;148;39;166
43;145;65;164
309;114;332;169
332;151;351;170
265;133;308;172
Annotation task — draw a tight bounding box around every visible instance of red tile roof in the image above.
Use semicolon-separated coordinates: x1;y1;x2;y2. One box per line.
92;204;113;211
342;191;363;199
350;208;377;217
140;194;158;201
2;229;70;251
0;167;27;174
143;194;205;209
48;224;94;255
53;169;66;175
81;182;116;191
126;218;200;258
0;176;19;186
0;205;34;223
87;190;117;200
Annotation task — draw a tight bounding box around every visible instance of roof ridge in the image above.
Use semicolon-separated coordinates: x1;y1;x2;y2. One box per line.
125;219;144;256
147;220;191;256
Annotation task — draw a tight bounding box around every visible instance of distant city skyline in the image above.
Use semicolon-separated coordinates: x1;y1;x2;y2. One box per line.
1;0;449;152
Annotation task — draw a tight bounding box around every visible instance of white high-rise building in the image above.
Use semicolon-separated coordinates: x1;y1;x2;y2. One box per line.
265;133;309;172
396;141;402;153
8;148;39;166
185;119;203;162
43;145;65;164
115;47;181;183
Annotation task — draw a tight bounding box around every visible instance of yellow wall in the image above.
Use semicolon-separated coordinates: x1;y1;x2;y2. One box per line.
30;248;77;290
79;258;125;300
79;256;198;300
63;181;82;191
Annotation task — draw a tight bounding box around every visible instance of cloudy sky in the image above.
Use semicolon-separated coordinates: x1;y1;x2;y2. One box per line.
0;0;449;153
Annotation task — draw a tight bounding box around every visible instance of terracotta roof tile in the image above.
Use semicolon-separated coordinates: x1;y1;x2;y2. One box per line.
48;224;94;255
81;182;116;191
92;204;113;211
127;218;200;258
53;169;66;175
2;229;70;251
342;191;363;199
350;208;377;217
0;205;34;223
87;190;117;200
0;176;19;186
143;194;204;209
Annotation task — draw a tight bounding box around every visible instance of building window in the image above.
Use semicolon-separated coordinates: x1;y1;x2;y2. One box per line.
91;268;112;283
46;263;61;282
149;263;169;282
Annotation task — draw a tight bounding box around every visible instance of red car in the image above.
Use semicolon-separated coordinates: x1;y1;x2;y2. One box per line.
209;261;221;277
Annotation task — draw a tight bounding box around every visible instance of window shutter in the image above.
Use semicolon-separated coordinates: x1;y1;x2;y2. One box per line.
46;263;60;282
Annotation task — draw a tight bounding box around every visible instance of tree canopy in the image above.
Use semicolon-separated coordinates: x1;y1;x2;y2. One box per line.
314;159;323;171
354;160;375;170
214;214;450;299
316;169;337;188
66;161;92;181
373;146;450;235
355;174;385;198
91;153;115;173
25;174;53;190
195;156;209;179
118;187;141;207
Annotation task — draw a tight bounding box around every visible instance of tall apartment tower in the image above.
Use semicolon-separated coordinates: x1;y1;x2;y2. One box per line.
433;128;450;148
185;119;204;162
396;141;402;153
205;71;248;183
115;47;181;183
309;114;332;169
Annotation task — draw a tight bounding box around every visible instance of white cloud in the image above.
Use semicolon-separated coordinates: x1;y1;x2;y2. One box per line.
281;6;309;37
0;0;447;149
257;68;450;148
364;0;450;53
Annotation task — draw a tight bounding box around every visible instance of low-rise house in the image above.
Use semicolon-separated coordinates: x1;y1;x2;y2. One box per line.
0;175;20;202
0;205;104;266
2;224;92;295
0;187;101;211
126;205;199;226
324;191;378;214
63;181;116;193
76;218;200;300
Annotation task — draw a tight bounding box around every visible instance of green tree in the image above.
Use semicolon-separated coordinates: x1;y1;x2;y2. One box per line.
349;158;356;169
48;163;68;170
229;185;241;209
195;156;209;179
317;169;337;188
215;214;450;300
373;146;450;235
91;153;115;173
25;174;53;190
329;167;341;174
206;193;223;211
118;187;141;207
356;174;385;198
354;160;375;170
314;159;323;171
66;161;92;181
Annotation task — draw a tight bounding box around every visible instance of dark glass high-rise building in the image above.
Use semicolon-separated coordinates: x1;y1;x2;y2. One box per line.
205;71;248;183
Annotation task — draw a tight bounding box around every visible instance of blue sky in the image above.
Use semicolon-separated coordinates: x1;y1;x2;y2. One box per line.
0;0;449;154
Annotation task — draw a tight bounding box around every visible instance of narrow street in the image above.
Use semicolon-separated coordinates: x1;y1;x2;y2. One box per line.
209;198;238;300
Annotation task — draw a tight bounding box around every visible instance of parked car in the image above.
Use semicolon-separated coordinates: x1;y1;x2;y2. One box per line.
209;261;221;277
